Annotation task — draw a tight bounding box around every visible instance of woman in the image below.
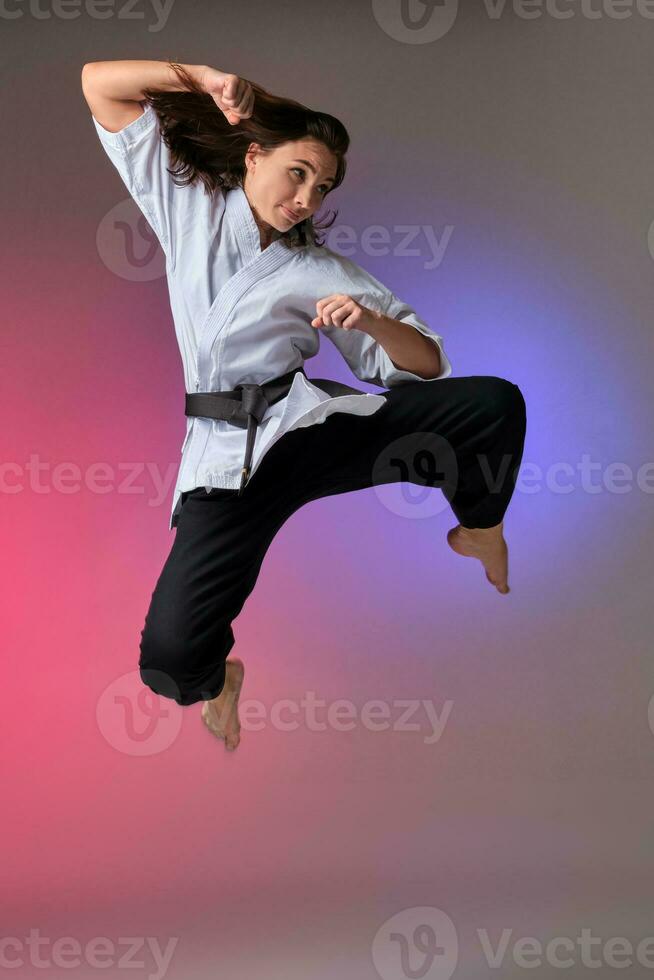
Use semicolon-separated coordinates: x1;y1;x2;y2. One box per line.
82;60;527;752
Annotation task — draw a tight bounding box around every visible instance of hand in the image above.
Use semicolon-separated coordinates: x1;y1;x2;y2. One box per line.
311;294;378;333
201;68;254;126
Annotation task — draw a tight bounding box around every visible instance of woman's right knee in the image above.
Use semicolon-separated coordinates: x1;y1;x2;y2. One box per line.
138;617;231;704
138;623;191;700
139;627;234;705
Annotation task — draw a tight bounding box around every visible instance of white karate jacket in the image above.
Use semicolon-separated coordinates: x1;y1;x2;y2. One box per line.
91;101;452;529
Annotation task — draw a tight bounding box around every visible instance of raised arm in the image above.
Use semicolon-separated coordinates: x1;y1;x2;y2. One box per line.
81;60;254;132
84;61;256;271
81;60;208;132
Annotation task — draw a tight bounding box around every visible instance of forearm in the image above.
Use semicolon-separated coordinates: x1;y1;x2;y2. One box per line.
365;311;442;380
81;60;208;101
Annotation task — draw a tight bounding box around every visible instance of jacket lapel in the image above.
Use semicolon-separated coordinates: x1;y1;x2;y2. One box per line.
195;186;301;391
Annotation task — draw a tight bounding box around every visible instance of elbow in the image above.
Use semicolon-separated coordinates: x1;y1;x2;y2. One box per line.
420;335;443;379
81;62;95;92
81;62;104;92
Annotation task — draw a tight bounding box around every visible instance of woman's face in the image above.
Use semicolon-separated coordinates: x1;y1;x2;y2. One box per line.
243;138;338;233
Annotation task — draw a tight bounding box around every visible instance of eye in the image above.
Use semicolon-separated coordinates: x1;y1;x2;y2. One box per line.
290;167;329;195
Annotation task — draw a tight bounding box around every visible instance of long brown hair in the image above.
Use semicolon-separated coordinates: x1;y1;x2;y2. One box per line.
142;62;350;248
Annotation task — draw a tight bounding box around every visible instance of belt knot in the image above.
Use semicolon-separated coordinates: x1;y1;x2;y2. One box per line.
234;383;269;423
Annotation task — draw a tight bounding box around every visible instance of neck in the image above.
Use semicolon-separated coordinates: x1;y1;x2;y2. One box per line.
259;225;280;249
242;184;279;248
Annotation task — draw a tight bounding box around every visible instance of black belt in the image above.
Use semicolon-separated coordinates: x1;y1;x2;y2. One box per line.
184;366;366;496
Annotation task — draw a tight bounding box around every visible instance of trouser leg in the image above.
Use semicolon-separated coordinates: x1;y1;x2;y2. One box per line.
138;449;323;706
266;374;527;530
138;374;526;705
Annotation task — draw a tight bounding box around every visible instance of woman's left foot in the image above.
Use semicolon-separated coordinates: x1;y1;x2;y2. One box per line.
201;657;245;751
446;522;510;594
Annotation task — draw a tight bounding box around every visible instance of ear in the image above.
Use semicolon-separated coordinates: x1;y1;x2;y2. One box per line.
245;142;260;169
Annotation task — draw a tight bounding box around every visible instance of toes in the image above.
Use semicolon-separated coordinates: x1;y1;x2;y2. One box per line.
202;702;241;747
225;732;240;751
485;570;510;594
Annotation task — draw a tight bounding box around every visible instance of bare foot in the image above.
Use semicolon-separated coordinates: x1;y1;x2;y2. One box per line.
201;657;245;751
446;521;510;594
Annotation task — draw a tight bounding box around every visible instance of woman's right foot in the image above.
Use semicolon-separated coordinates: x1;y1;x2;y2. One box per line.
201;657;245;751
446;522;510;594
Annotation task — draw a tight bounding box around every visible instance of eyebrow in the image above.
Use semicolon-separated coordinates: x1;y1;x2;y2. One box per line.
291;159;336;186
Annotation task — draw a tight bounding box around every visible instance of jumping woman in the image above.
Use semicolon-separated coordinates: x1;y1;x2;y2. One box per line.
82;60;527;752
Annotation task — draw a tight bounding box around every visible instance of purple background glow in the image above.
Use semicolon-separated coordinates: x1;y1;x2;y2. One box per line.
4;3;654;978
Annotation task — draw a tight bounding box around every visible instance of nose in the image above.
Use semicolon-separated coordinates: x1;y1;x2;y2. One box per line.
296;188;320;213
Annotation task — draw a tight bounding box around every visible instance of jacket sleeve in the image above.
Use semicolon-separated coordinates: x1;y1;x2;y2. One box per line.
318;258;453;387
90;101;221;272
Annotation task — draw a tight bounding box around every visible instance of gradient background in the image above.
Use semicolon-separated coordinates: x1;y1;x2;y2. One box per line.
4;1;654;978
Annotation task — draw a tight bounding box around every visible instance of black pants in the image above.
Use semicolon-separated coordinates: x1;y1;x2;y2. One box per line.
139;375;527;706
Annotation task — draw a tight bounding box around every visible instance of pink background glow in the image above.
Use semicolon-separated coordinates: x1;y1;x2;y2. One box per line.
4;5;654;979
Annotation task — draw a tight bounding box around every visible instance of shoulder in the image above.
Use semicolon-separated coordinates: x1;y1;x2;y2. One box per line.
298;244;390;301
298;244;373;284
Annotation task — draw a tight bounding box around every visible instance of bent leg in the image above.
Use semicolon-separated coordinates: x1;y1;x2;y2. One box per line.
139;375;527;704
258;375;527;529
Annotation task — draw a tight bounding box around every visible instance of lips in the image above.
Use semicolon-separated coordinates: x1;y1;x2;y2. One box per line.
281;206;301;220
